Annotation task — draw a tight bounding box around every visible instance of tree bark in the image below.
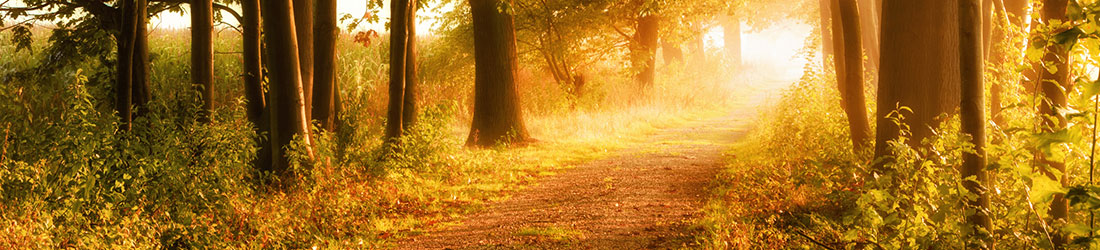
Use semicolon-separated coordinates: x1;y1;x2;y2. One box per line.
294;0;315;124
632;14;658;88
132;0;150;117
722;15;741;66
313;0;338;131
402;1;419;132
386;0;411;141
1037;0;1072;247
835;0;871;152
242;0;271;170
262;0;315;173
857;0;879;78
467;0;530;147
874;0;960;162
116;0;137;131
192;0;214;122
959;0;993;245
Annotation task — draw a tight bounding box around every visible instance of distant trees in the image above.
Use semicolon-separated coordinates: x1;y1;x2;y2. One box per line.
632;14;659;88
467;0;531;147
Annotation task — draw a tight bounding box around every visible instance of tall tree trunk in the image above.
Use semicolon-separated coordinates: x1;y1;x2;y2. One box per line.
313;0;338;131
467;0;530;147
722;15;741;65
242;0;271;170
262;0;315;173
132;0;150;117
243;0;265;128
835;0;871;152
874;0;960;162
819;0;835;70
116;0;137;131
294;0;315;124
402;1;419;132
857;0;879;78
386;0;411;141
632;14;658;89
1038;0;1072;247
959;0;993;245
192;0;214;122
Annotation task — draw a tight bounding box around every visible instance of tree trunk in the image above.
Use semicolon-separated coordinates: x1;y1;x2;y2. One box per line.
467;0;530;147
857;0;879;78
313;0;338;131
722;15;741;66
959;0;993;245
132;0;150;117
1038;0;1072;247
835;0;871;152
294;0;315;124
874;0;960;162
632;14;658;88
402;1;419;132
242;0;271;170
116;0;137;131
818;0;835;70
192;0;214;122
262;0;315;173
386;0;411;141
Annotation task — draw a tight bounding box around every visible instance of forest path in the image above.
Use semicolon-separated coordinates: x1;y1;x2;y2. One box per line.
397;108;765;249
396;69;791;249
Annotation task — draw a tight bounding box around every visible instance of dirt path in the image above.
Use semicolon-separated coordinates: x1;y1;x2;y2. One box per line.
396;109;754;249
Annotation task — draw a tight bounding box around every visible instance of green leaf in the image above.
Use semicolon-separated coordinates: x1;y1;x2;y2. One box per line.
1054;27;1085;46
1032;175;1066;202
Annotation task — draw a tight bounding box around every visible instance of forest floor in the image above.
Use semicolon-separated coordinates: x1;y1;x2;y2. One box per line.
397;111;751;249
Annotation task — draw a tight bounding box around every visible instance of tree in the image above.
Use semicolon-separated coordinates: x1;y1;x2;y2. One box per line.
293;0;315;123
959;0;993;245
873;1;960;161
632;14;659;88
386;0;420;141
192;0;214;122
241;0;271;169
313;0;339;131
261;0;315;173
856;0;878;79
1036;0;1073;247
116;0;138;131
467;0;531;147
832;0;871;152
